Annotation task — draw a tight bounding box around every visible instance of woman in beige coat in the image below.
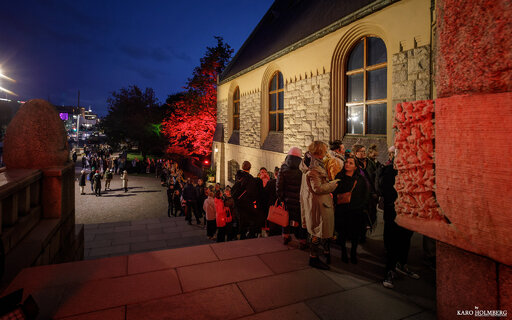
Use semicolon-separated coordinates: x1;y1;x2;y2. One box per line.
300;141;339;270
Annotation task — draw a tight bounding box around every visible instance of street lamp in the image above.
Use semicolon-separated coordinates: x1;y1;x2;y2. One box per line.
0;67;17;97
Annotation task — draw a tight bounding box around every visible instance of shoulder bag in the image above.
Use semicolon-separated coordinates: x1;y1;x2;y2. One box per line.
336;180;357;205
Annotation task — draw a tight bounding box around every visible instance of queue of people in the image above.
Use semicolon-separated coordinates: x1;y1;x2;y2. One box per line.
201;140;420;290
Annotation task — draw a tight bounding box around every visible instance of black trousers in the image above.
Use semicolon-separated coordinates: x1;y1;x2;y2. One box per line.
237;201;259;239
384;220;413;272
167;201;174;216
185;201;200;222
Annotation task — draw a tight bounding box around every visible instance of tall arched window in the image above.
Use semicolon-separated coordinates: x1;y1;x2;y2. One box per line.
269;71;284;132
345;36;387;135
233;87;240;131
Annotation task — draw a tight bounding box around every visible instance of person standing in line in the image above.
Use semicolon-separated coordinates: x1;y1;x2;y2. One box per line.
353;144;378;242
204;186;217;240
333;157;369;264
300;141;339;270
172;189;183;217
277;147;307;248
223;186;236;241
257;167;275;236
183;178;200;225
214;190;227;242
231;161;261;239
167;184;175;217
121;170;129;192
72;150;78;163
196;178;207;225
378;147;420;289
79;170;87;195
325;140;345;181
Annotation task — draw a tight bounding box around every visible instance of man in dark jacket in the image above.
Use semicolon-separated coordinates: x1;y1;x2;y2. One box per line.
195;179;207;224
277;147;307;247
93;170;102;197
232;161;261;239
183;178;200;225
379;147;420;289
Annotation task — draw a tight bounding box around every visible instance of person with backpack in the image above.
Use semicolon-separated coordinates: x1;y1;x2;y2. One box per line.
104;169;113;191
277;147;307;248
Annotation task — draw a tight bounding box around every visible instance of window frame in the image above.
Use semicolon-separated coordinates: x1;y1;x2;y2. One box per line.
269;71;284;132
233;87;240;131
344;36;387;136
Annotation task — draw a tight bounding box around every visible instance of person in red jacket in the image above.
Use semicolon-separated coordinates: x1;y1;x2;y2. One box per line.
215;190;227;242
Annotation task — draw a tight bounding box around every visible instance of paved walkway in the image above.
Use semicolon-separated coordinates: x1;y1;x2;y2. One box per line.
83;217;211;260
46;158;438;319
74;162;169;225
4;236;436;319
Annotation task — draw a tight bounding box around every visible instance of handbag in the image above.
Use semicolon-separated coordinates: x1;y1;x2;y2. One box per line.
336;180;357;205
267;200;289;227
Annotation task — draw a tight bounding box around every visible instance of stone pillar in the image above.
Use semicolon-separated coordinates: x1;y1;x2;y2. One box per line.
394;1;512;318
3;99;71;218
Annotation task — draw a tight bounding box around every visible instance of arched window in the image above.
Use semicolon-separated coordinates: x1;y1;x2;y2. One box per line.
269;71;284;132
345;36;387;135
233;87;240;131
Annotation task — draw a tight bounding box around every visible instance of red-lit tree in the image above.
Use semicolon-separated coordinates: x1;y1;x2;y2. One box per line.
161;37;233;158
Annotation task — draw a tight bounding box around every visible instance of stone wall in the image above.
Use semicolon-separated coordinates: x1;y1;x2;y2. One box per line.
219;143;286;187
284;72;331;153
239;91;261;149
217;99;228;143
392;45;431;108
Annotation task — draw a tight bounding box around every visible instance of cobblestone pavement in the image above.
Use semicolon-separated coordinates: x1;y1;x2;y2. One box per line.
74;160;170;225
73;158;212;260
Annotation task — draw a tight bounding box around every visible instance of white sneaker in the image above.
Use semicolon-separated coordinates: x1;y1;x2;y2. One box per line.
396;263;420;280
382;271;395;289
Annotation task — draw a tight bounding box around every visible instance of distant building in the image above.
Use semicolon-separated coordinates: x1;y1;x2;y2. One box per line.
55;106;100;141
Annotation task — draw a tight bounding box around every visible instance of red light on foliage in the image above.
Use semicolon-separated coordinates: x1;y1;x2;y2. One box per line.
204;159;210;165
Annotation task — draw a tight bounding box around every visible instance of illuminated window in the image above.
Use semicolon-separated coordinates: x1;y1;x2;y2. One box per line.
233;87;240;131
345;36;387;135
269;72;284;132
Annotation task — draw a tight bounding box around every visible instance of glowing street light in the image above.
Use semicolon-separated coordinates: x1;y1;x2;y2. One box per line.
0;67;17;96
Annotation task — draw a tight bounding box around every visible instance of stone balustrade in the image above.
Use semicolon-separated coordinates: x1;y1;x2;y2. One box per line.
0;164;84;289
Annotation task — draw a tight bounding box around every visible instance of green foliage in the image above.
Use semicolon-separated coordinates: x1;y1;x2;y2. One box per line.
103;86;167;157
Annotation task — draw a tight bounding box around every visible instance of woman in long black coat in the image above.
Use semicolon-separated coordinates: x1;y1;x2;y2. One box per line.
333;157;369;264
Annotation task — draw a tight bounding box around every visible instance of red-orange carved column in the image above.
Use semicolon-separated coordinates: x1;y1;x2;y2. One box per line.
394;0;512;318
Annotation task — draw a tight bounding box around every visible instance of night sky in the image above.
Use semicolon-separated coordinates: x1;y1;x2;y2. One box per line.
0;0;274;116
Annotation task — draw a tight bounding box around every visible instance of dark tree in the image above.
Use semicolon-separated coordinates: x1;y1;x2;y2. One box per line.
103;86;166;157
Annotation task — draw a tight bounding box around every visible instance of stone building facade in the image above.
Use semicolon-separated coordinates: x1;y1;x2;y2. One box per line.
214;0;434;186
